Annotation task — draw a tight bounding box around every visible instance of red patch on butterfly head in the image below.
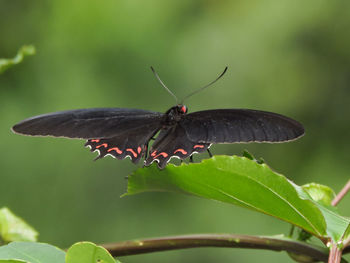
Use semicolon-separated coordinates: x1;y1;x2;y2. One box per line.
181;105;187;113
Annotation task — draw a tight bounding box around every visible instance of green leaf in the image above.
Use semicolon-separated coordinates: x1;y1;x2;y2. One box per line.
313;204;349;242
0;242;65;263
302;183;336;207
127;155;339;239
0;207;38;243
299;183;350;241
0;260;27;263
66;242;119;263
0;45;35;74
343;223;350;241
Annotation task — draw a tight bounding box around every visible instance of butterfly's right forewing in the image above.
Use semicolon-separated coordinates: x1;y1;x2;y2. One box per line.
182;109;305;143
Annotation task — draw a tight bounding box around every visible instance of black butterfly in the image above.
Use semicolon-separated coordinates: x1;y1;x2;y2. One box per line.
11;67;304;169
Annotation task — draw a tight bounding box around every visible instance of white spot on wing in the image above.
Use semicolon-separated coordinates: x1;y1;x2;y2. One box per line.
105;153;116;159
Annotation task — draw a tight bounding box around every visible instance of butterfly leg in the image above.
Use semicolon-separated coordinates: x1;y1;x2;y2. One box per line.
207;149;213;158
144;144;149;159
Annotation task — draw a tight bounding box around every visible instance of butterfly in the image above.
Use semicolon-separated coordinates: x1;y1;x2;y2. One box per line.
11;67;305;169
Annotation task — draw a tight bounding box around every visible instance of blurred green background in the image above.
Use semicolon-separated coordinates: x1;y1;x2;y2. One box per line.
1;0;349;262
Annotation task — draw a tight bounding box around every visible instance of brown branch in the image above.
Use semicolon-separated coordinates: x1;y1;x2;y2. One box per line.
332;180;350;206
101;234;331;262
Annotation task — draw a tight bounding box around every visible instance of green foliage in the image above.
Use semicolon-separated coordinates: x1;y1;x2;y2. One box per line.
66;242;120;263
302;183;336;207
0;242;65;263
0;241;120;263
0;45;35;74
0;208;38;244
127;155;350;243
314;204;349;242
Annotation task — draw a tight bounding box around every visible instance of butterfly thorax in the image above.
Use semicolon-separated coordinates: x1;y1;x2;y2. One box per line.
162;105;188;126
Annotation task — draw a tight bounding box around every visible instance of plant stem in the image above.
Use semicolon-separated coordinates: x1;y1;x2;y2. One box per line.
288;225;295;238
332;180;350;206
328;242;343;263
101;234;330;262
330;179;350;262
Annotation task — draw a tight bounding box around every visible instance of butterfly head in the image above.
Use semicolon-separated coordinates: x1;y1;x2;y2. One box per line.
164;104;188;125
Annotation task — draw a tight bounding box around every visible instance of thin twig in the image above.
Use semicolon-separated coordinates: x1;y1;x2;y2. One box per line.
330;179;350;262
288;225;295;238
100;234;331;262
332;180;350;206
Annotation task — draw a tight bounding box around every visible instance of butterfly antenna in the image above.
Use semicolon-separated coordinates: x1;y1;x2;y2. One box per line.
150;66;178;103
181;67;228;103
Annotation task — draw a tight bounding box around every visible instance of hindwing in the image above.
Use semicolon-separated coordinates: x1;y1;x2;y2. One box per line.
85;125;160;163
145;124;210;169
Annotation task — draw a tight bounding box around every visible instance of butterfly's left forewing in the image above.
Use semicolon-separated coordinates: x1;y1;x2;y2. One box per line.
12;108;164;163
12;108;164;139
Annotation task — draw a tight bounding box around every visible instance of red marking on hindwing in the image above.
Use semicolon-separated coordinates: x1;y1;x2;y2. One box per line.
194;145;205;149
154;152;168;159
126;148;137;158
174;149;187;155
137;146;142;154
151;151;157;157
96;143;108;149
91;139;100;142
108;147;122;154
